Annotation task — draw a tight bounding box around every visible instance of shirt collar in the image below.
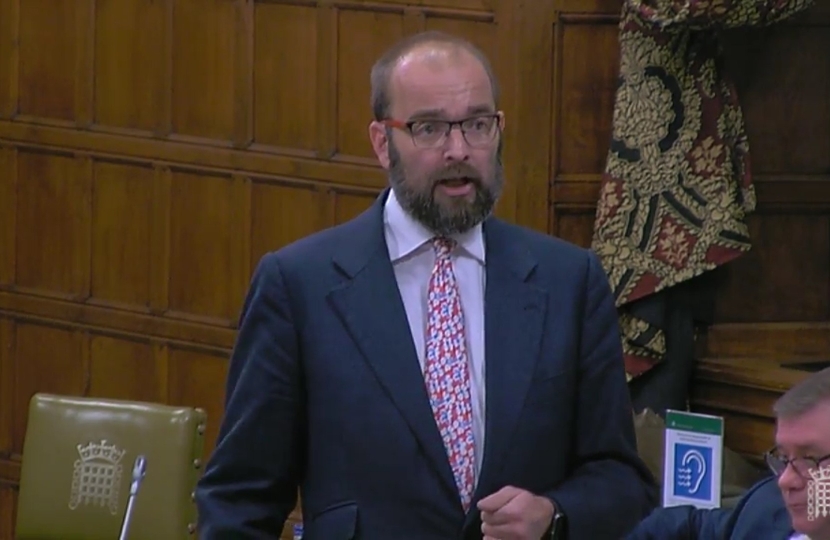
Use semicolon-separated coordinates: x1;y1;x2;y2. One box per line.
383;188;485;264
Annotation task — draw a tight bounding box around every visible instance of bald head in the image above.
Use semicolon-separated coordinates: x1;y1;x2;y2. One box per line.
398;44;473;71
370;31;499;121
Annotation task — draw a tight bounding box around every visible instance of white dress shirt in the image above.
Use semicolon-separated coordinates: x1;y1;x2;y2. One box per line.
383;188;487;482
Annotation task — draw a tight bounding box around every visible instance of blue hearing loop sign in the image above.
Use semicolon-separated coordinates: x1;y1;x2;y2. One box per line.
663;410;724;509
673;443;713;500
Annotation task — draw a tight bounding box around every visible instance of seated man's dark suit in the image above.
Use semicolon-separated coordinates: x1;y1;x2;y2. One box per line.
626;477;795;539
195;189;657;539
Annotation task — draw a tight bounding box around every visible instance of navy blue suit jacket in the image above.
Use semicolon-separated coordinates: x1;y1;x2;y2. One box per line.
625;477;794;539
195;190;657;539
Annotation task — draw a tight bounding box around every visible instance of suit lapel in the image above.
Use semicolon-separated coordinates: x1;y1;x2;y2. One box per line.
327;191;459;500
472;219;548;504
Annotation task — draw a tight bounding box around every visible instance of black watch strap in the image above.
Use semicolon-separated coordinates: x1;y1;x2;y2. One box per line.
544;510;567;539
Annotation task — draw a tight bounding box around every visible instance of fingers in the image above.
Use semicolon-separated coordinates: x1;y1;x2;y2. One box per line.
480;490;528;540
477;485;523;513
479;489;553;540
481;510;511;527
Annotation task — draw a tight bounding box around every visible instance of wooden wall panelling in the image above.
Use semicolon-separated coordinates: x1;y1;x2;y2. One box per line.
150;165;173;315
0;147;15;286
552;14;620;178
316;2;338;160
10;321;89;455
87;334;167;404
0;315;16;537
0;121;389;190
12;0;94;126
712;13;830;325
335;5;406;162
0;486;15;540
724;19;830;175
171;0;235;142
249;178;325;267
166;343;231;465
166;168;241;325
553;212;597;250
508;0;552;233
703;322;830;360
0;0;19;119
233;174;254;309
90;160;154;310
253;2;319;155
0;318;14;458
234;0;255;149
14;150;93;301
75;0;96;128
93;0;170;135
549;10;619;246
0;288;237;352
17;0;76;123
713;212;830;323
329;186;383;225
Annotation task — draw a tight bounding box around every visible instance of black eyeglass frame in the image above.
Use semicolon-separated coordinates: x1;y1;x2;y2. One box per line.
381;112;503;148
763;446;830;477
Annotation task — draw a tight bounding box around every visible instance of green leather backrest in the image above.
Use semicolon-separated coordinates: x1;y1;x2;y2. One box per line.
16;393;207;540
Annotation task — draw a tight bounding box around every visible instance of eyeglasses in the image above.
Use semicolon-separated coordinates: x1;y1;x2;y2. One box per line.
382;113;501;148
764;447;830;477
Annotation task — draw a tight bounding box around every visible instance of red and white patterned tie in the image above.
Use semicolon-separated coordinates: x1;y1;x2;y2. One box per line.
424;236;476;510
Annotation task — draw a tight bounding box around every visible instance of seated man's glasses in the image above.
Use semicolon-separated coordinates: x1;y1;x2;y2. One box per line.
382;113;501;149
764;447;830;477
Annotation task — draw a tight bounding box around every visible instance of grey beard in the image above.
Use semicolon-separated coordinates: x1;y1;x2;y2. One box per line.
387;141;504;237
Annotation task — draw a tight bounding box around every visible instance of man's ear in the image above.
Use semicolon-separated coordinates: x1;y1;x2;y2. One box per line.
369;121;391;170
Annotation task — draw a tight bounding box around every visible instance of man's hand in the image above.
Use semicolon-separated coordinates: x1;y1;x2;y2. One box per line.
477;485;555;540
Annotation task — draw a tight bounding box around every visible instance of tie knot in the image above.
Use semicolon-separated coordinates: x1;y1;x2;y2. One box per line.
432;237;456;259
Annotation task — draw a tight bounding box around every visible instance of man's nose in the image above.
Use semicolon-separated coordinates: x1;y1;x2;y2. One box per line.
777;463;805;491
443;125;470;162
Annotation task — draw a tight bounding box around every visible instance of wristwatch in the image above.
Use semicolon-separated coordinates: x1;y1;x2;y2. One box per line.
543;510;567;539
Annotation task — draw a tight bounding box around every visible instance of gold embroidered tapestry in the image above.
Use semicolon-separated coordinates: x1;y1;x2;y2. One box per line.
591;0;815;380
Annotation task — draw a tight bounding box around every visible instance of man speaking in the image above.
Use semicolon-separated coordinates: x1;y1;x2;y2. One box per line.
195;31;657;539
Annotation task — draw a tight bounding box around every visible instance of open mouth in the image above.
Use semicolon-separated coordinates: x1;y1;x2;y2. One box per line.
434;177;476;197
438;177;474;187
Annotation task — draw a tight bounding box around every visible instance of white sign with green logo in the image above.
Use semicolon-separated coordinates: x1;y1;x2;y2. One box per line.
662;409;724;509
